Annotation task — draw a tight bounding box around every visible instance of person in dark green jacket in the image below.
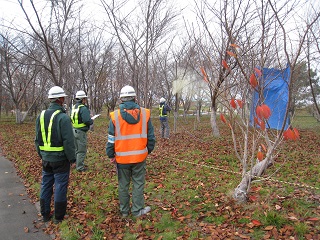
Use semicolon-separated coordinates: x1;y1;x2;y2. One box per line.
35;86;76;224
70;90;93;172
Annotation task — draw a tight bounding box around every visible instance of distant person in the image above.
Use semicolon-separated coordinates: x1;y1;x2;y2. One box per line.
35;86;76;224
159;97;171;139
70;90;93;172
106;85;156;217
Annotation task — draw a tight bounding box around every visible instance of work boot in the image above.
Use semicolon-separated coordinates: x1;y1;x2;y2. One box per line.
133;206;151;217
52;218;63;224
40;199;51;222
54;201;67;223
41;214;52;222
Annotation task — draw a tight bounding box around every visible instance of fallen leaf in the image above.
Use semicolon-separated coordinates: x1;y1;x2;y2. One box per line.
275;204;281;210
251;186;261;192
251;219;262;226
249;195;257;201
24;227;29;233
264;226;274;230
288;216;298;221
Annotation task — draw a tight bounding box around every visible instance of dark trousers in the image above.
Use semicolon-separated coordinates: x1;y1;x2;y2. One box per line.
40;160;70;220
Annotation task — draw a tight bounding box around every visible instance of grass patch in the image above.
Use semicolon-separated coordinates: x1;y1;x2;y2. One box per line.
262;211;288;228
294;222;309;238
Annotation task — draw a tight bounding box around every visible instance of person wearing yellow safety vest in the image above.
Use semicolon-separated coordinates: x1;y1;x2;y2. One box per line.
35;86;76;224
106;85;156;218
159;97;171;139
70;90;93;172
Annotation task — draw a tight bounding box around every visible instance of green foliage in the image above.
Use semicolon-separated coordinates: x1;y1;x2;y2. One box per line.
250;229;265;239
153;213;181;233
294;222;309;238
206;215;225;225
59;221;81;240
292;109;320;130
238;217;251;224
262;211;288;228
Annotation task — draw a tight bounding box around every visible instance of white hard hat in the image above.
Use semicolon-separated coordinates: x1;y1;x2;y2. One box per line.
48;86;67;99
120;85;136;98
160;97;166;103
75;90;87;99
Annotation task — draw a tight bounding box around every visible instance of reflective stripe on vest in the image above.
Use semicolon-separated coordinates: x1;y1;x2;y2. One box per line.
114;109;148;140
71;104;86;128
39;110;64;151
159;105;167;117
112;108;149;163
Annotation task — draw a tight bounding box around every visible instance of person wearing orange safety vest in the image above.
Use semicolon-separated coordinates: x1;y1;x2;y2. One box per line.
35;86;76;224
106;85;156;218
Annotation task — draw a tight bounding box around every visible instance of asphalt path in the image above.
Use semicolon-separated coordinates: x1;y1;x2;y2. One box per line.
0;150;52;240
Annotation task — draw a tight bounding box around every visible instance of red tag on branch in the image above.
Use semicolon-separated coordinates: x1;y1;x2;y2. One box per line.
256;104;271;120
230;43;240;48
200;67;209;83
230;98;237;109
222;60;229;70
260;121;266;131
250;73;258;88
227;51;237;57
220;114;227;123
254;67;262;77
257;151;264;161
283;128;300;140
236;99;243;108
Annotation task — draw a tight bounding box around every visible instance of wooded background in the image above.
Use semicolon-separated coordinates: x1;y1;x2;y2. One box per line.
0;0;319;129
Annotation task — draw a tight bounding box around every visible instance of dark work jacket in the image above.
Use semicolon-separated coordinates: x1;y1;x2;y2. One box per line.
159;102;171;121
35;102;76;163
71;101;93;132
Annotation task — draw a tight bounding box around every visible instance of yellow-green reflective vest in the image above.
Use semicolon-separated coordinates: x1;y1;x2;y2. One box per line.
71;104;86;128
39;110;64;151
159;105;167;117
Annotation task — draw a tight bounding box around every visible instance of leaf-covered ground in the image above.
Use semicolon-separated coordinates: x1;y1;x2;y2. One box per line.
0;115;319;239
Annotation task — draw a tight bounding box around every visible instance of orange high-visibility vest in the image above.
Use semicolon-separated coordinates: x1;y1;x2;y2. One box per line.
110;108;150;164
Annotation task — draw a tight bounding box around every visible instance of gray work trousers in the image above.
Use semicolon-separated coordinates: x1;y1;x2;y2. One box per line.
73;128;87;171
160;118;170;138
117;161;146;216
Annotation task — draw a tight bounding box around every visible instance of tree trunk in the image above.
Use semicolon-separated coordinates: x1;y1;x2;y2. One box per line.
233;156;273;202
210;108;220;137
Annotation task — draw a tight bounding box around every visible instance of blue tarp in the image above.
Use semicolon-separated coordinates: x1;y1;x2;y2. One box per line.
251;65;290;130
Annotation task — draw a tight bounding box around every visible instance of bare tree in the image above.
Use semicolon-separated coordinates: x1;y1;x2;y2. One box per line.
216;0;320;202
306;24;320;120
100;0;177;107
0;33;44;123
191;0;256;137
17;0;80;90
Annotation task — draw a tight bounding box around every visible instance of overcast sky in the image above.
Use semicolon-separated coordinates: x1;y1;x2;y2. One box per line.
0;0;194;30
